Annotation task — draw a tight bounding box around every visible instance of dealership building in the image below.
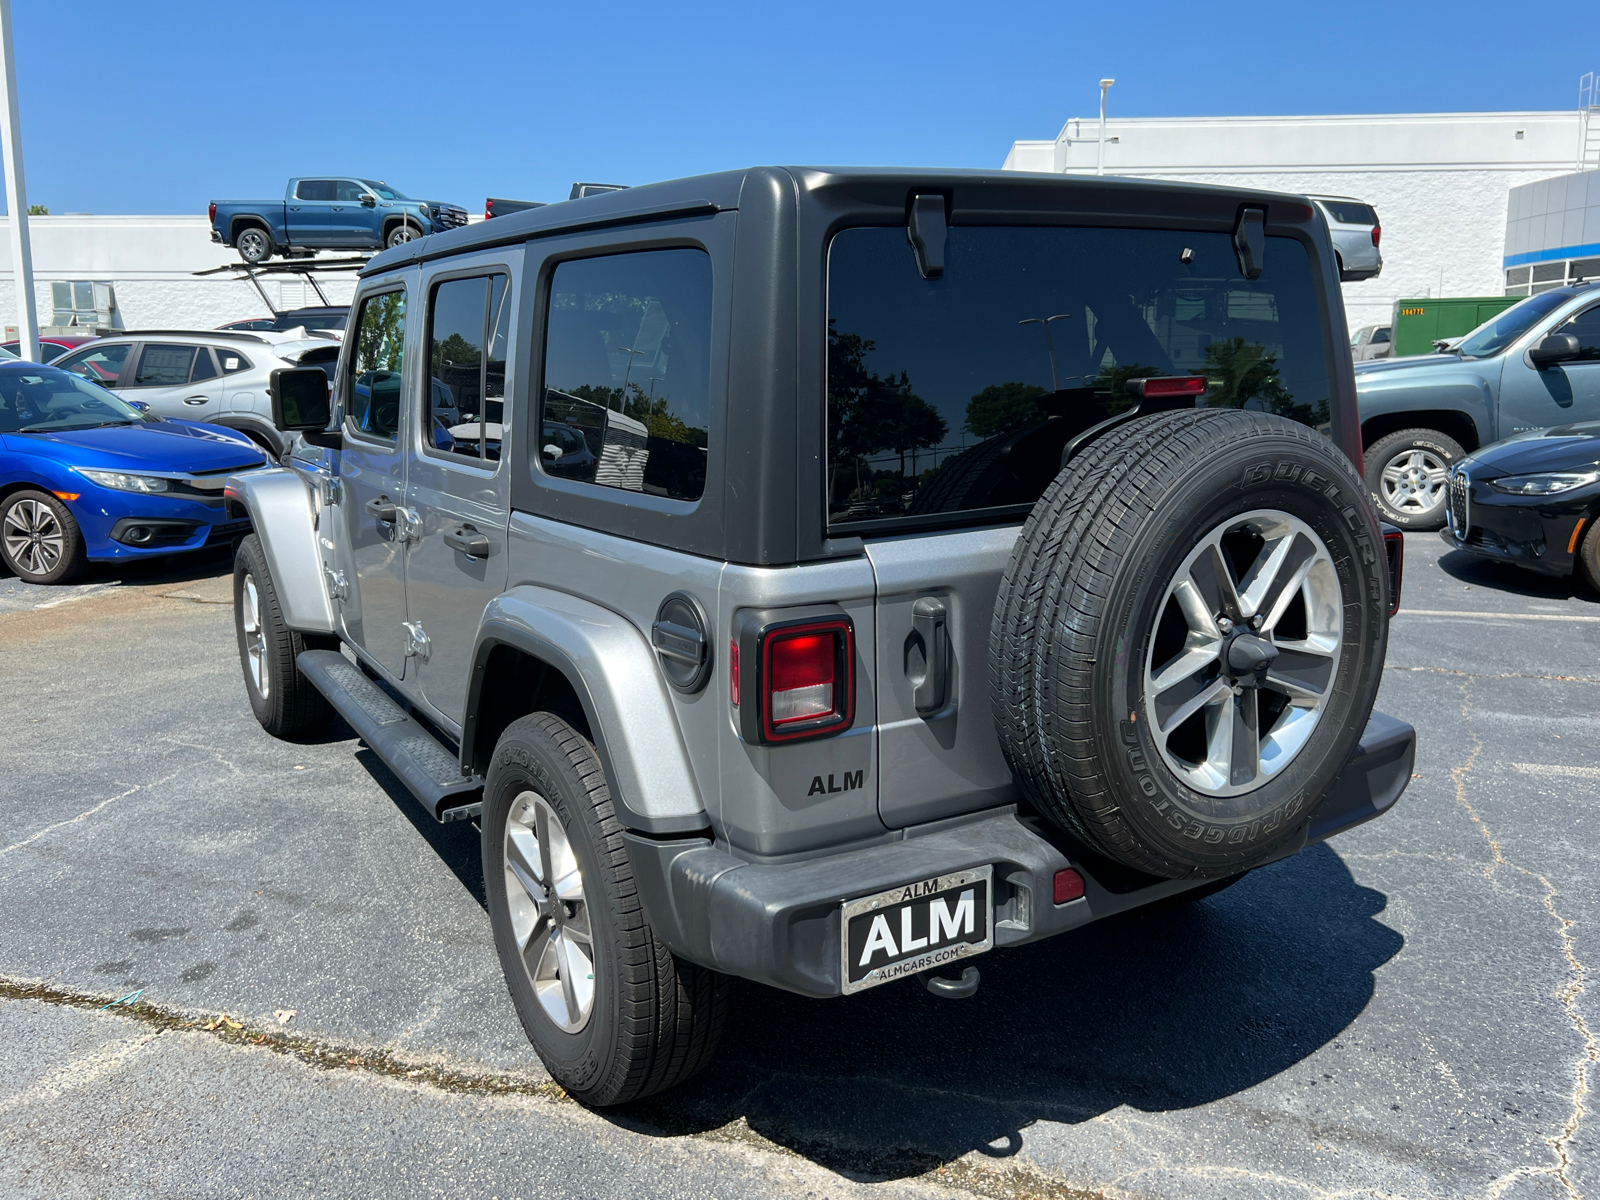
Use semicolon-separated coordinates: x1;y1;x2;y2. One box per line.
1004;109;1595;333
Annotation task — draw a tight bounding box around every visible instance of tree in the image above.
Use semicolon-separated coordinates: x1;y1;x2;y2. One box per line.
26;204;46;216
964;382;1045;437
1202;337;1327;426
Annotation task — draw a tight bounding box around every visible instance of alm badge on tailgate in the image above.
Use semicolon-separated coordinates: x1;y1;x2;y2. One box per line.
841;866;993;995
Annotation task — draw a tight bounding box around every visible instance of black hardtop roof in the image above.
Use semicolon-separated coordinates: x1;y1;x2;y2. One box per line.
360;166;1322;278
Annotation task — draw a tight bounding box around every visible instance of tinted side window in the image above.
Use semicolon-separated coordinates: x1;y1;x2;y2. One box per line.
1556;306;1600;360
296;179;335;202
217;348;252;374
1373;328;1391;343
335;180;370;203
825;226;1331;529
539;249;712;501
133;344;196;386
56;343;130;384
1320;201;1377;226
425;275;509;461
189;347;219;383
347;291;406;441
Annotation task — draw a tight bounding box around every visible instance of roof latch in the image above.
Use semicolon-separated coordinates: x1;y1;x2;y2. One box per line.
1233;206;1266;280
907;194;947;279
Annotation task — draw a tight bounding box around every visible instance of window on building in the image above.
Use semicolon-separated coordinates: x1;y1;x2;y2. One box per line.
539;249;712;502
346;291;406;441
825;225;1331;530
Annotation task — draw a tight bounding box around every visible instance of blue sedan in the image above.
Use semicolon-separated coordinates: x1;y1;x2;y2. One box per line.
0;361;266;583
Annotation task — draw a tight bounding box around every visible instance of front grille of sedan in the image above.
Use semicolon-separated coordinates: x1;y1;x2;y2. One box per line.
1449;469;1470;537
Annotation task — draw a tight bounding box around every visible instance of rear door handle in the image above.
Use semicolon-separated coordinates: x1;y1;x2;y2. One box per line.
443;523;491;558
183;396;208;405
906;596;948;715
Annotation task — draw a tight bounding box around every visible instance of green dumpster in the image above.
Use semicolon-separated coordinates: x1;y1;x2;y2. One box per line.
1389;296;1521;357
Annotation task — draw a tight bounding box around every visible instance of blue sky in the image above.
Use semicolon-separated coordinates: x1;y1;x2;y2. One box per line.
11;1;1594;215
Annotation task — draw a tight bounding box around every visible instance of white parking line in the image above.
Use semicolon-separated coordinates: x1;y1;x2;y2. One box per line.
1513;763;1600;780
1398;609;1600;623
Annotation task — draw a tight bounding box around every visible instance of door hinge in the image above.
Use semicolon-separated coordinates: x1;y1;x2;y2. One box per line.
402;621;431;663
324;567;348;602
400;507;423;544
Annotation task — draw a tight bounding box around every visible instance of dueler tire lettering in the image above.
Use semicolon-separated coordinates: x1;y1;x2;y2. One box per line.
990;410;1389;879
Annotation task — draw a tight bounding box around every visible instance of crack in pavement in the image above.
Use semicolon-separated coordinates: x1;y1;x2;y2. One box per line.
0;772;180;860
1385;665;1600;684
0;977;1101;1200
1449;681;1597;1200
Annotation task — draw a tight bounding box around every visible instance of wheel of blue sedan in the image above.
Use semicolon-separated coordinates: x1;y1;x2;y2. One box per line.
0;488;85;584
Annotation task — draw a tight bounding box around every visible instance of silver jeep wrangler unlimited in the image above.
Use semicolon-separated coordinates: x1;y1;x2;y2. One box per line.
227;168;1415;1106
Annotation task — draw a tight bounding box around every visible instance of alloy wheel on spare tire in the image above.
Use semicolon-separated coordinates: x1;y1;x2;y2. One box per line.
1363;427;1464;530
483;712;730;1107
992;409;1388;879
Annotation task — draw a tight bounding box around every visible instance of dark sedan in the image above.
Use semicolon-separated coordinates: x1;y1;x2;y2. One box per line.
1442;423;1600;589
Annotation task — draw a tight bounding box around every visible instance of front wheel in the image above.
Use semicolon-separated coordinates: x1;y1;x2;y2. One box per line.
233;534;335;737
0;489;86;584
484;713;729;1107
385;223;419;249
1364;428;1463;530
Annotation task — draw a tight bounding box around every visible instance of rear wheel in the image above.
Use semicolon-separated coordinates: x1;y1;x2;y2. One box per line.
993;409;1389;879
484;713;730;1106
235;226;274;264
1363;427;1463;530
0;489;85;584
233;534;335;737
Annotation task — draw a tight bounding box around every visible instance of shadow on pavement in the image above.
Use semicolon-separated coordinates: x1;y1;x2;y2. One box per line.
355;746;486;911
607;842;1401;1181
1436;547;1598;604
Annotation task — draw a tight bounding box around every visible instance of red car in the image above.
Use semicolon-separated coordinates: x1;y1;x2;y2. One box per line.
2;335;95;364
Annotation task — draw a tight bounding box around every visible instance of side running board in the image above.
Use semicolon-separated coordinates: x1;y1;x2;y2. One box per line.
296;649;483;822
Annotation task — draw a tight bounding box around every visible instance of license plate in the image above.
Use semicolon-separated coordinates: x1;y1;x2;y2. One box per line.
841;866;992;995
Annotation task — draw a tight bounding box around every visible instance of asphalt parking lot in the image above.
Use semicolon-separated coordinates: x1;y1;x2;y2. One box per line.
2;534;1597;1200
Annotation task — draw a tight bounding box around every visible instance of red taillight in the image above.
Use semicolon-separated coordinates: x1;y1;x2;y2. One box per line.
729;640;740;706
1129;375;1207;398
1053;869;1085;904
756;618;853;742
208;202;216;224
485;200;494;219
1371;225;1381;248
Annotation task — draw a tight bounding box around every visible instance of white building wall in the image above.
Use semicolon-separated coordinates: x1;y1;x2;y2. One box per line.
1004;111;1585;335
0;214;361;333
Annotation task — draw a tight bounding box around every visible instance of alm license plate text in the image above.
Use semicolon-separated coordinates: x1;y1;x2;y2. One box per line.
841;866;992;995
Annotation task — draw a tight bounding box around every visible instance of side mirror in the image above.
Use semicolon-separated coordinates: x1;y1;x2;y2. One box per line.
543;443;563;459
1530;333;1581;367
125;399;150;413
360;194;377;207
269;367;332;432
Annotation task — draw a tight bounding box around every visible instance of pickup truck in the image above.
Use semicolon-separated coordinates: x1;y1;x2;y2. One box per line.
209;178;468;264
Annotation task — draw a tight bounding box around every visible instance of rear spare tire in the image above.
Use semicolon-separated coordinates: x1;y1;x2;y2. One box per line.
992;409;1388;879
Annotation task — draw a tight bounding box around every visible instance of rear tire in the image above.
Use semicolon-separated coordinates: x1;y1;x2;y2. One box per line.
0;489;86;584
1364;427;1463;530
233;534;335;737
992;409;1389;879
235;226;274;265
484;713;730;1107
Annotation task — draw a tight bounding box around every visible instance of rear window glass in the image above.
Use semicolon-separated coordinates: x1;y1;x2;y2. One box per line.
296;179;335;202
1319;201;1377;226
826;225;1331;530
538;248;712;502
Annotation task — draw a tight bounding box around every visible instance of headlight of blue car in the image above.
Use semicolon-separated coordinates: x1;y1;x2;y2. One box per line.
1487;471;1600;495
75;468;171;493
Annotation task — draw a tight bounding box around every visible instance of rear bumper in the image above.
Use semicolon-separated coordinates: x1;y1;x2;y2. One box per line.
629;710;1415;998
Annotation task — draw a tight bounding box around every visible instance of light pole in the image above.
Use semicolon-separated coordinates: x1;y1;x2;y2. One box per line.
1097;78;1115;177
0;0;37;363
1019;314;1072;391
